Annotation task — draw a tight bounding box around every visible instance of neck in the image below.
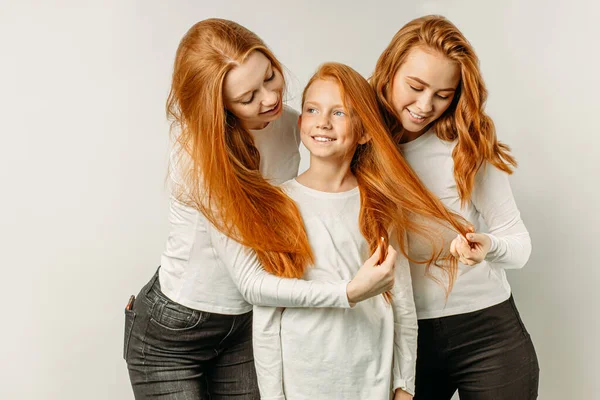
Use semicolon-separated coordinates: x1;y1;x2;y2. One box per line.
296;155;357;193
244;120;270;130
397;125;430;144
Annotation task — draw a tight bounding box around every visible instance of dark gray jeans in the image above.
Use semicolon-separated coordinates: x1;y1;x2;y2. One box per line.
414;295;539;400
123;270;260;399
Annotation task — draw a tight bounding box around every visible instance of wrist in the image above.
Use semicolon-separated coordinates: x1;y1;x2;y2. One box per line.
346;280;358;305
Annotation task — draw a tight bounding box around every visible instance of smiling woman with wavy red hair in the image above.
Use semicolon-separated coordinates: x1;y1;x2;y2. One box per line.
371;15;539;400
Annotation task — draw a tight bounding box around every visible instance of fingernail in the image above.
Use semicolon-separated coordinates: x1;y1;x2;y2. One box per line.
467;234;473;240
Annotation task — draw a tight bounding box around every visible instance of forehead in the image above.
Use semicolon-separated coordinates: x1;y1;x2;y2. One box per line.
305;79;343;104
223;51;271;99
397;47;460;89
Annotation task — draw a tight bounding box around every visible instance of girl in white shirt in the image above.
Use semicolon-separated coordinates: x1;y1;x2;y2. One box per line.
371;15;539;400
124;19;397;400
253;63;471;400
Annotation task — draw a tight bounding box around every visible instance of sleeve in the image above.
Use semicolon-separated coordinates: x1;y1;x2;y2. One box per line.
207;222;352;308
471;163;532;269
253;305;286;400
390;236;418;396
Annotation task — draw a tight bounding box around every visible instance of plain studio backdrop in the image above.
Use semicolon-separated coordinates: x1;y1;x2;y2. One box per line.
1;1;598;399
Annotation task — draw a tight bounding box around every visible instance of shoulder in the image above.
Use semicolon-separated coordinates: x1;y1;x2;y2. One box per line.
280;178;299;195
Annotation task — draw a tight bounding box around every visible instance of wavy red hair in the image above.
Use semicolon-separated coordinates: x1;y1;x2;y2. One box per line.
371;15;517;204
303;63;472;294
167;19;312;278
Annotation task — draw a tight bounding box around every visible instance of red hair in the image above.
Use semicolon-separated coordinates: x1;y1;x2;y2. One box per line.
166;19;312;278
371;15;517;204
303;63;472;294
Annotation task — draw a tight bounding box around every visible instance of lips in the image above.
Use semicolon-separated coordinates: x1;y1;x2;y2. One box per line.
406;108;430;123
311;135;336;142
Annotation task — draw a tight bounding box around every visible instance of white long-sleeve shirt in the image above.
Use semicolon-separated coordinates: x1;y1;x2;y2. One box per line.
400;131;532;319
158;106;349;314
253;180;418;400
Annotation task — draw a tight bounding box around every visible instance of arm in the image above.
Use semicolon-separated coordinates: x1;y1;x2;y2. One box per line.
253;305;285;400
208;222;397;308
470;163;532;269
390;238;418;397
208;222;350;308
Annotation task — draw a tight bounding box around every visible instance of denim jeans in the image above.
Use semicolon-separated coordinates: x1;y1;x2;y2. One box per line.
123;270;260;399
414;296;539;400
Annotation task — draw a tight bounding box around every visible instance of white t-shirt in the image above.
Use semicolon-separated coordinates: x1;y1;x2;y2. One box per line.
253;179;418;399
400;131;532;319
158;106;350;315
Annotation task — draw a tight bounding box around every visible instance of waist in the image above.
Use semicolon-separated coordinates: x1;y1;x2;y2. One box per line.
411;261;511;319
158;260;252;315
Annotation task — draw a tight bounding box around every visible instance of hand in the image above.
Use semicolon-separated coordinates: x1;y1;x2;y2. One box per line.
346;244;397;304
394;389;413;400
450;232;492;266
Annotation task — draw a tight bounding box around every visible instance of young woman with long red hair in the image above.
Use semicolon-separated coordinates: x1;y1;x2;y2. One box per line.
252;62;471;400
123;19;397;399
371;15;539;400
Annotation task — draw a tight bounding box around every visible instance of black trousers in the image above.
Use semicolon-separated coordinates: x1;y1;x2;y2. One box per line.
414;296;539;400
124;270;260;399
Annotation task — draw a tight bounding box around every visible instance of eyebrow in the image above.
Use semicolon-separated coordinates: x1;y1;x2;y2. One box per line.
304;101;345;109
407;76;456;92
233;64;273;101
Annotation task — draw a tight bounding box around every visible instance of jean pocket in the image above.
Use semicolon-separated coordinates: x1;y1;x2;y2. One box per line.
150;299;209;332
123;308;136;360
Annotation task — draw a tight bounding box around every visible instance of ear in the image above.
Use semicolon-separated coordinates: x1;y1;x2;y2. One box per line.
357;131;371;145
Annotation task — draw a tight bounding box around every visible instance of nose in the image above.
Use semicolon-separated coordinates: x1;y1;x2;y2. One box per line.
261;87;278;109
316;113;332;130
416;93;433;114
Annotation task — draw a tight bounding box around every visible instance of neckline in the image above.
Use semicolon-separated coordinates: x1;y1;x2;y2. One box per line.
288;179;360;199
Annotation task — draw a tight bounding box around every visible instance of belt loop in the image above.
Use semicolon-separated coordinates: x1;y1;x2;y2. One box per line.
144;266;161;296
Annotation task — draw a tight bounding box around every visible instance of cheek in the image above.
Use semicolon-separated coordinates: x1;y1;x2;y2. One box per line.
230;104;259;122
391;86;411;113
434;99;454;117
269;72;285;94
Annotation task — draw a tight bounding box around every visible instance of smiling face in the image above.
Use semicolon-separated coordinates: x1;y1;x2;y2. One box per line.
390;46;461;140
223;50;284;130
299;79;368;162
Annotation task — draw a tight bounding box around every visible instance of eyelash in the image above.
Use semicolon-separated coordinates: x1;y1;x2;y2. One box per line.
304;108;345;117
409;85;449;100
240;71;276;105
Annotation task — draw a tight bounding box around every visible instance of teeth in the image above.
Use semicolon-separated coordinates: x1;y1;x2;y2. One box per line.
313;136;334;142
408;110;425;120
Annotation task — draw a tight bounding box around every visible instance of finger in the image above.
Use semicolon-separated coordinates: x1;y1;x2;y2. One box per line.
466;232;483;243
385;245;397;268
456;238;471;257
450;236;459;258
368;245;382;265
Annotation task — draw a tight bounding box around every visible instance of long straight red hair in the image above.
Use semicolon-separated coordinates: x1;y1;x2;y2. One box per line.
303;63;472;293
371;15;517;205
167;19;312;278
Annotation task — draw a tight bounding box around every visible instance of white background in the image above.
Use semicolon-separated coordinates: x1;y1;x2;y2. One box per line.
1;1;598;399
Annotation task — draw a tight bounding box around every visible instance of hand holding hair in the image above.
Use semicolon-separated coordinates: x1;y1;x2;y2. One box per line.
450;232;492;266
346;242;397;305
